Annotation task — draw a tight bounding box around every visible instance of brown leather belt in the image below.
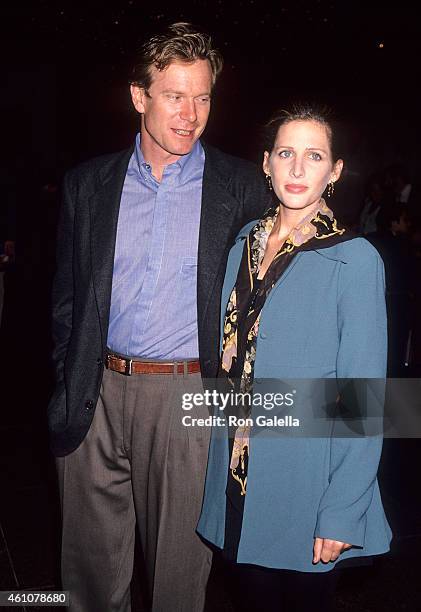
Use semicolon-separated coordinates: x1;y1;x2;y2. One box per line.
106;354;201;376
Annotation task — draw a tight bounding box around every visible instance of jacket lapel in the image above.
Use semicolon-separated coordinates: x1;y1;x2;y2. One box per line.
198;145;241;331
89;147;133;346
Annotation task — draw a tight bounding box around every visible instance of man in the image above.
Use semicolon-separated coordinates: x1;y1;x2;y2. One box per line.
50;22;267;612
386;163;419;222
367;204;413;376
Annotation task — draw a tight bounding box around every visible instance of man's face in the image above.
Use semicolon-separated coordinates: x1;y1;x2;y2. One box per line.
392;213;410;234
130;59;213;163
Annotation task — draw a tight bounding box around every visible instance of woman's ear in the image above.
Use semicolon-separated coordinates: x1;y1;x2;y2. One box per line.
331;158;344;183
262;151;270;176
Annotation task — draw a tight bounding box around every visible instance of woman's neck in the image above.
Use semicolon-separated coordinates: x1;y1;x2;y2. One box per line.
272;200;321;240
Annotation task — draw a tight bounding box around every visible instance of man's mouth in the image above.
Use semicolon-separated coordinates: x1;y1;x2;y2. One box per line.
172;129;194;136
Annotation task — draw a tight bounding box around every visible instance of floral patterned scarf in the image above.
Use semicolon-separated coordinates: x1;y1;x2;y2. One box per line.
220;199;347;495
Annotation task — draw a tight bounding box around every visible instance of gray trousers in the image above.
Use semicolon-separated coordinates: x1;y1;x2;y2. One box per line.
56;366;212;612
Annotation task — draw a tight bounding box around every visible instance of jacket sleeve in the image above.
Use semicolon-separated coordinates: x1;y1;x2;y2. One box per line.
51;171;76;385
314;240;387;547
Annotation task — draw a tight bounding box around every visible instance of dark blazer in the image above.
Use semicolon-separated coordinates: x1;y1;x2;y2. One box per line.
49;141;268;456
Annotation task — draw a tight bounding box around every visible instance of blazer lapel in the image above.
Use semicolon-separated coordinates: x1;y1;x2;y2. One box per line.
198;145;241;331
89;147;133;346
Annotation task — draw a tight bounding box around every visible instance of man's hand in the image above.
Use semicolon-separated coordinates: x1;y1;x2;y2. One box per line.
313;537;352;564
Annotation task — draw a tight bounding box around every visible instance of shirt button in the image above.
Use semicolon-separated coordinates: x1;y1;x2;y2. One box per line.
85;399;94;411
260;332;267;339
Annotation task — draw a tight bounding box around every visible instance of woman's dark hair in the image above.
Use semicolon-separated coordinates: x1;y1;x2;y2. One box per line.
130;22;223;90
262;103;343;161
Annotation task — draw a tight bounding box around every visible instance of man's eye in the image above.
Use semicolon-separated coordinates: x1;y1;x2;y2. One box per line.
279;150;292;158
197;96;210;104
309;152;322;161
167;94;181;102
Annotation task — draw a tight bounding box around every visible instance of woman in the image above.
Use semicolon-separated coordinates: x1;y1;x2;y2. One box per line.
197;105;392;611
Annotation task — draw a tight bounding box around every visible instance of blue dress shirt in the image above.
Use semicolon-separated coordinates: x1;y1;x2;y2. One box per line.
107;133;204;359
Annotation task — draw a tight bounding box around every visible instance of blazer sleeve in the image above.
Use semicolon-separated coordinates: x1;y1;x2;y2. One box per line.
51;171;76;385
314;240;387;547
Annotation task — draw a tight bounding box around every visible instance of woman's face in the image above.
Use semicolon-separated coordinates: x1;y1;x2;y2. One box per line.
263;119;343;212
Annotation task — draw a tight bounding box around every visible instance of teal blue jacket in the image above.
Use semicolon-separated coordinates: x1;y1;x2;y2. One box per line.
197;221;392;572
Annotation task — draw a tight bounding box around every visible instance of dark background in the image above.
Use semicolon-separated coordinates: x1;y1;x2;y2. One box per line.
1;2;421;610
3;1;420;171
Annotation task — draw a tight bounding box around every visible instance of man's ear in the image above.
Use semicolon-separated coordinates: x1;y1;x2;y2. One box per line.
130;84;147;114
331;158;344;183
262;151;270;176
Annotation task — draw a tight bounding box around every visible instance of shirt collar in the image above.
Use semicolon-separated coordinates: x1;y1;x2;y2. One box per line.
134;132;204;184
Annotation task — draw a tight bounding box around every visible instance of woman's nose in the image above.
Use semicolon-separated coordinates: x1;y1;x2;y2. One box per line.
290;160;304;179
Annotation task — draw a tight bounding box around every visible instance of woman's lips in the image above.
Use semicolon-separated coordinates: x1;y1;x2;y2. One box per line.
285;184;308;194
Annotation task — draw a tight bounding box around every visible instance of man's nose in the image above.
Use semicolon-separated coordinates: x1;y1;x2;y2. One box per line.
179;99;197;123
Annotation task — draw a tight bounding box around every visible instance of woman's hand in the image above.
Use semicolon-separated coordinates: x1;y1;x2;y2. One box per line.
313;537;352;564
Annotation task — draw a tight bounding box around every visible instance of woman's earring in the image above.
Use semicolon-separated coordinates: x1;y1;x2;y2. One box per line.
265;174;273;191
327;180;335;198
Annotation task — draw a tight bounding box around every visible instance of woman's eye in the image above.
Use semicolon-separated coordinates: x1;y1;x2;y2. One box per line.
279;150;292;158
309;152;322;161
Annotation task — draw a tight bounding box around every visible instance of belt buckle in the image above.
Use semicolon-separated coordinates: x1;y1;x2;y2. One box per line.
124;358;133;376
